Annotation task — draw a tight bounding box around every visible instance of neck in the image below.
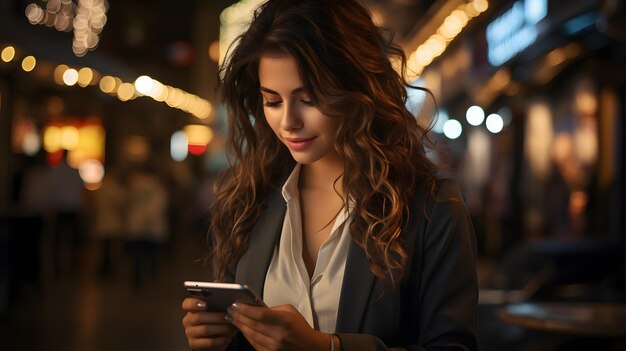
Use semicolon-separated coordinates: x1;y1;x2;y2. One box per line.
299;154;344;195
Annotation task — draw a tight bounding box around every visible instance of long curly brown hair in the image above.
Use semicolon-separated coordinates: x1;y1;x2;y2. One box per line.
211;0;438;286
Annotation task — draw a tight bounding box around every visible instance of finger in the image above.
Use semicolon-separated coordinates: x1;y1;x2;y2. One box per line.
188;335;233;350
182;297;210;312
270;304;298;313
184;311;231;326
185;324;237;338
230;316;277;351
232;303;283;324
228;308;277;339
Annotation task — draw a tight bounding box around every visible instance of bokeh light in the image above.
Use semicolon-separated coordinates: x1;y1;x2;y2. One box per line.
466;105;485;126
63;68;79;86
77;67;94;87
21;56;37;72
486;113;504;133
443;119;463;139
1;46;16;62
171;130;189;162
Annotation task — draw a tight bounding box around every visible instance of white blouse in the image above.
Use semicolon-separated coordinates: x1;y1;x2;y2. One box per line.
263;164;353;333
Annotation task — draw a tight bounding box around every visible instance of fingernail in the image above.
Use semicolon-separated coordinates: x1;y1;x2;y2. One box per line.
197;301;206;310
224;314;233;322
231;303;240;310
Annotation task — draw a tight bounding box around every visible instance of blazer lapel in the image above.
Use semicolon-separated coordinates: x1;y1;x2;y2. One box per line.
235;190;286;297
335;239;377;333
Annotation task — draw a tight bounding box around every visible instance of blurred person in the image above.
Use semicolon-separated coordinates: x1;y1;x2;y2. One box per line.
182;1;478;350
21;152;85;277
124;162;169;289
91;167;126;279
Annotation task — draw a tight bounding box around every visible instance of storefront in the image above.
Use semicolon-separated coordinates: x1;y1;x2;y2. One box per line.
408;0;625;256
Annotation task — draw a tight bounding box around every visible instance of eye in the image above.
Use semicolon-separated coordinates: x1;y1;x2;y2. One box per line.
264;100;282;108
300;99;314;106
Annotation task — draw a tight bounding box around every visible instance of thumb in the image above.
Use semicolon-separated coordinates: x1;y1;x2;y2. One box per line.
271;304;298;313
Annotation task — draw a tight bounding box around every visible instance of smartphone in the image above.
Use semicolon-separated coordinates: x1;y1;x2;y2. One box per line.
184;281;266;311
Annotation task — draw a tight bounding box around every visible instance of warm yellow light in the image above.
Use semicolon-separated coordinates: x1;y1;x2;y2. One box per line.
208;40;220;63
451;10;469;27
54;64;68;85
63;68;79;86
171;89;185;108
78;125;105;160
166;87;183;107
117;82;135;101
79;159;105;186
438;26;456;41
147;80;165;100
400;0;488;78
181;94;192;110
426;35;446;56
443;15;463;36
61;125;79;150
154;84;170;102
416;46;433;66
43;126;62;153
465;3;480;18
78;67;94;87
184;124;214;145
1;46;16;62
134;75;154;95
195;102;212;119
472;0;489;13
99;75;117;93
21;56;36;72
67;149;86;169
89;70;101;86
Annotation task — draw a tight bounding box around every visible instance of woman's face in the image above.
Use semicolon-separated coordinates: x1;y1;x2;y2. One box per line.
258;54;340;166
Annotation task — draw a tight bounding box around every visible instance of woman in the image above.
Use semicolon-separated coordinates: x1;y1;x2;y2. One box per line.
182;0;477;350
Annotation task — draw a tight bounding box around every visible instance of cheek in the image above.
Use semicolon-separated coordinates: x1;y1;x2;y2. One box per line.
313;115;338;139
264;109;283;136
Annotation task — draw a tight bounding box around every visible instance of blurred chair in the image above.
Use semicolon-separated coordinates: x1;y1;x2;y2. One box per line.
477;238;624;351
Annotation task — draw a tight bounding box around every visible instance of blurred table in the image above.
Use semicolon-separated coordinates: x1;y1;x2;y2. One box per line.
499;302;626;337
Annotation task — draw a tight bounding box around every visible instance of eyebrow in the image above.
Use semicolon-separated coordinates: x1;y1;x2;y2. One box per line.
259;86;307;95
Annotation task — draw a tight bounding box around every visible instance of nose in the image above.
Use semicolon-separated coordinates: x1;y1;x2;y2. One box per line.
280;101;303;131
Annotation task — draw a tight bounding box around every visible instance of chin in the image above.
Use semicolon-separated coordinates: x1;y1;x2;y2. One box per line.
289;151;322;165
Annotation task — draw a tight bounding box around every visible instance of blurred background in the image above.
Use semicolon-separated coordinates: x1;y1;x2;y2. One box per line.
0;0;625;350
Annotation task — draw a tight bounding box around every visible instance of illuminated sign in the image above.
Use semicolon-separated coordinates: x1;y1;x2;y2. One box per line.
486;0;547;66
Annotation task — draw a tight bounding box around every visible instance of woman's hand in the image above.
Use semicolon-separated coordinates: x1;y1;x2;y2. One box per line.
182;297;239;351
227;303;329;351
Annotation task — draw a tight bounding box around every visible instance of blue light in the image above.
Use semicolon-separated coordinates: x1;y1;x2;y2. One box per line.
171;130;188;162
486;0;547;66
525;0;548;25
562;12;599;35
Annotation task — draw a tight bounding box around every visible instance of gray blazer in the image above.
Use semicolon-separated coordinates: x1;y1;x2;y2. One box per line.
225;179;478;351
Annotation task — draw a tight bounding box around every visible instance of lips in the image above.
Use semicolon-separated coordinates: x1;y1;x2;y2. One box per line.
283;136;317;151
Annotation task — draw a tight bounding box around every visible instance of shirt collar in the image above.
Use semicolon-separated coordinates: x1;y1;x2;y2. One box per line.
281;164;301;203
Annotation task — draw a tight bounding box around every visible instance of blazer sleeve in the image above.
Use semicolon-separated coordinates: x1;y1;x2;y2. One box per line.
336;180;478;351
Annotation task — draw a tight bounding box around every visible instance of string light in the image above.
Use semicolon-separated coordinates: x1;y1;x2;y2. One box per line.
21;56;37;72
25;0;109;57
3;45;213;120
407;0;489;78
1;46;16;62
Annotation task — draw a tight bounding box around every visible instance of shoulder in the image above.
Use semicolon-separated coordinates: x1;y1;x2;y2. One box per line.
410;177;467;220
430;178;468;219
407;177;474;248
